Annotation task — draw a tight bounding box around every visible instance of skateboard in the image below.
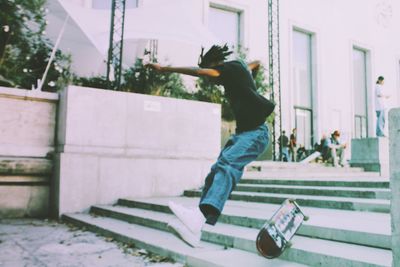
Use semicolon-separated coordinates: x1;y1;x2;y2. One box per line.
256;199;309;259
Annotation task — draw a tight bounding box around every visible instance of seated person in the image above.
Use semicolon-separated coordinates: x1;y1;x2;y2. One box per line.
321;130;347;167
297;144;307;162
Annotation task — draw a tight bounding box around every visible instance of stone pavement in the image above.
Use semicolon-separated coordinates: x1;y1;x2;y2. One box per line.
0;219;183;267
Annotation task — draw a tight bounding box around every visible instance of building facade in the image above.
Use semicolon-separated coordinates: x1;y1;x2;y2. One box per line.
48;0;400;152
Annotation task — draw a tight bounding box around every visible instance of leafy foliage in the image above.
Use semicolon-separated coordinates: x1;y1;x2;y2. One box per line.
72;75;109;90
121;59;192;99
0;0;71;91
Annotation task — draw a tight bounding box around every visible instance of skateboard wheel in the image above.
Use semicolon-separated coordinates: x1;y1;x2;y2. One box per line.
286;241;293;248
303;215;310;221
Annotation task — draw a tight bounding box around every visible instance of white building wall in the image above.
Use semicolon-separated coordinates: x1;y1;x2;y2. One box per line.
152;0;400;144
48;0;400;146
278;0;400;144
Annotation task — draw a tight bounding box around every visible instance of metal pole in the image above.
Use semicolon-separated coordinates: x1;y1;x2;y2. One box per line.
37;15;69;91
268;0;282;161
106;0;126;90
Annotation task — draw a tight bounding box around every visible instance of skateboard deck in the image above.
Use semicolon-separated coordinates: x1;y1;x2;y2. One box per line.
256;199;308;259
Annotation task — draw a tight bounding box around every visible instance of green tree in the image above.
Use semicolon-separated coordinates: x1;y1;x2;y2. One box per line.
72;75;109;90
0;0;71;91
121;59;192;99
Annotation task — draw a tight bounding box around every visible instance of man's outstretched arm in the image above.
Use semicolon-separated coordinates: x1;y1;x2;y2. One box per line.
146;63;220;78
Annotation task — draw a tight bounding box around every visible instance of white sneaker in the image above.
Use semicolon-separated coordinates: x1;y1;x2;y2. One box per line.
168;201;205;237
168;220;201;248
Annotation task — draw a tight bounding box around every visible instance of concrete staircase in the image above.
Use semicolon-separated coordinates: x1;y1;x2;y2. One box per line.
63;162;392;267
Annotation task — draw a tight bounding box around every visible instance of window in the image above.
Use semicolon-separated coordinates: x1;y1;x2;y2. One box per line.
295;109;312;149
92;0;138;9
292;30;313;149
353;48;368;138
208;6;241;50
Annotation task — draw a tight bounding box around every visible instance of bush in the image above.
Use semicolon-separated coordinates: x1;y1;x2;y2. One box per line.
121;59;192;99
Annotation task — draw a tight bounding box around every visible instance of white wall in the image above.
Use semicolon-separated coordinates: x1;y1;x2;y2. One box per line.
0;87;57;218
54;86;221;216
279;0;400;142
0;87;58;157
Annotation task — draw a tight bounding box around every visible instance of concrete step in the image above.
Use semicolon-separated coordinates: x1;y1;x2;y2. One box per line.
117;197;391;249
243;171;381;179
0;175;49;186
235;184;391;199
183;190;390;213
247;161;366;173
0;157;51;218
204;223;391;267
240;178;390;188
0;157;52;176
85;203;391;266
62;213;306;267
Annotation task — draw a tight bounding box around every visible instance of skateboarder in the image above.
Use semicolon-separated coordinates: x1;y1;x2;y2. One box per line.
146;44;275;247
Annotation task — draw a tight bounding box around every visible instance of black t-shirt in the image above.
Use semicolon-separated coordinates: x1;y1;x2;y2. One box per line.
213;60;275;133
279;135;289;148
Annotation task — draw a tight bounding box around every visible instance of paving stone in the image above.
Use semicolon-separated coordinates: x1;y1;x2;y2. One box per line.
0;219;183;267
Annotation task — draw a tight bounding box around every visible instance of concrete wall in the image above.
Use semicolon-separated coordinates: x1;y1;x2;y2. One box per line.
0;158;53;218
53;86;221;216
350;138;389;177
0;87;58;157
0;87;58;218
389;108;400;266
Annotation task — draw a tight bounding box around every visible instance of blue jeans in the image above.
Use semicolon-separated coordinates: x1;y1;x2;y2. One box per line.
281;147;289;162
376;110;385;137
199;124;270;224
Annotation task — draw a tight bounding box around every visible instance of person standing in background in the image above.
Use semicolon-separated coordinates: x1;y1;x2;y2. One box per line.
375;76;389;137
278;130;289;162
289;128;297;162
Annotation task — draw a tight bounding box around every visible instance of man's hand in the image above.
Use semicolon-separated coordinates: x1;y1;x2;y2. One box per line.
145;63;163;72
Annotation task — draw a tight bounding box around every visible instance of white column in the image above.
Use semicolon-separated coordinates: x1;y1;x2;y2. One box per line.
389;108;400;267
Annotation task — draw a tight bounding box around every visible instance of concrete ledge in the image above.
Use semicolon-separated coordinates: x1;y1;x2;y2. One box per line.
350;137;389;177
0;86;58;102
54;86;221;216
350;162;380;172
0;185;49;218
0;157;52;176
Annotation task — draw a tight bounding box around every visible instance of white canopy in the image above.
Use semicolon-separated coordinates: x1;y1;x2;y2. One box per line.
57;0;218;54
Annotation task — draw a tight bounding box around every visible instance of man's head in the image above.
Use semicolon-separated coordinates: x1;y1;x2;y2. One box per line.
377;76;385;85
332;130;340;139
198;44;233;68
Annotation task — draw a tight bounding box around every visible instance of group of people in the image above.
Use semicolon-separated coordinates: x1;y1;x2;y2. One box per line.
279;129;347;167
278;128;299;162
276;75;389;167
